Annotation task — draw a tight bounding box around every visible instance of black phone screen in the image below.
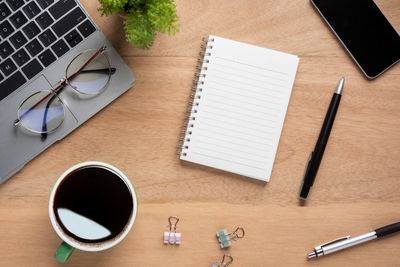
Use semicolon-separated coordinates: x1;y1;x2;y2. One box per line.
312;0;400;78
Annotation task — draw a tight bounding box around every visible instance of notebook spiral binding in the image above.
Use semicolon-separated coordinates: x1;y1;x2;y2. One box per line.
176;37;214;156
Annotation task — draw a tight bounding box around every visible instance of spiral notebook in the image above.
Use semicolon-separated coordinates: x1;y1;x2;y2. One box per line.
178;35;299;181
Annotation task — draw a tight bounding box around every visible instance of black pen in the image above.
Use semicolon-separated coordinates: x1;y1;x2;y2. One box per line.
299;77;344;200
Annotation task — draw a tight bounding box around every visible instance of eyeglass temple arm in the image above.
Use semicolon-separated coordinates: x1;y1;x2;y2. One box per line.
40;93;59;140
79;68;116;75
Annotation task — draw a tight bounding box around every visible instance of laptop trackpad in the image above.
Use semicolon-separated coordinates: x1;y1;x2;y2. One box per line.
0;75;78;182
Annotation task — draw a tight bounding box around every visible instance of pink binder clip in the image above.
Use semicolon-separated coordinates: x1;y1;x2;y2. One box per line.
163;216;181;245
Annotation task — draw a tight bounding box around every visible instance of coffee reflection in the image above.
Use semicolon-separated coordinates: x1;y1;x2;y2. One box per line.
53;166;133;243
57;208;112;240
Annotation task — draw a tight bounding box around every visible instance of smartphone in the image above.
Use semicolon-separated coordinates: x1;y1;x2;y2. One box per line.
311;0;400;79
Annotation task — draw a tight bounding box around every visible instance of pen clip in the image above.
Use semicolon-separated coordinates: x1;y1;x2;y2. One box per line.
302;152;313;181
318;235;351;249
299;152;313;196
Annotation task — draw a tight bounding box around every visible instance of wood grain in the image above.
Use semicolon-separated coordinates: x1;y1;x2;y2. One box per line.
0;0;399;266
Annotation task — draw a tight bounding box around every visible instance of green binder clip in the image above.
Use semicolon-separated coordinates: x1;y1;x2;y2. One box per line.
216;227;245;248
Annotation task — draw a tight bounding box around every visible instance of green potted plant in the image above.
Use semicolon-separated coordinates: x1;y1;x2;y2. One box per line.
98;0;180;49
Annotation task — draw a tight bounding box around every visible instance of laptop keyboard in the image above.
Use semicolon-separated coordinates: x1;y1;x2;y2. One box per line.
0;0;96;101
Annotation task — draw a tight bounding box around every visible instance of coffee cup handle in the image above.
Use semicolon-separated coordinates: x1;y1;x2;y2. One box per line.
55;241;75;262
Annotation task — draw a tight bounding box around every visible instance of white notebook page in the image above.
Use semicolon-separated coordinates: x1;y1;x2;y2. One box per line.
180;35;299;181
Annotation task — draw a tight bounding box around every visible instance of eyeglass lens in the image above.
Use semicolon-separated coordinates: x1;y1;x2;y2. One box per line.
66;50;111;95
17;90;65;133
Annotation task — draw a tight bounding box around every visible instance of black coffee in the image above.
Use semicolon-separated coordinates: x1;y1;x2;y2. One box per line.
54;166;133;243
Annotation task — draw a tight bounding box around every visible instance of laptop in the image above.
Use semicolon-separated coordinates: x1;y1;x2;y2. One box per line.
0;0;135;184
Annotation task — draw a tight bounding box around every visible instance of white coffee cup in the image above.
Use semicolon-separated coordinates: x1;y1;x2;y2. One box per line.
49;161;138;262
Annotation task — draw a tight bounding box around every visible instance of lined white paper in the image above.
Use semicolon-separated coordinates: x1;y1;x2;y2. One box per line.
180;35;299;181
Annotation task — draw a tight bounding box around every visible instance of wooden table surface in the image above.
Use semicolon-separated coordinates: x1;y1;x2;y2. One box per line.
1;0;399;266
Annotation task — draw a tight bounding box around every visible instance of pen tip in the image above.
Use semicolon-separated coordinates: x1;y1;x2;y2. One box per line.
335;77;345;95
308;252;317;259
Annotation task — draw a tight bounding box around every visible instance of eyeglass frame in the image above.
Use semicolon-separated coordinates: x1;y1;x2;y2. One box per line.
13;45;115;139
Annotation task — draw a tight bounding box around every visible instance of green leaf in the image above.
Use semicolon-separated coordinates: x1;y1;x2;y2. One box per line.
98;0;180;49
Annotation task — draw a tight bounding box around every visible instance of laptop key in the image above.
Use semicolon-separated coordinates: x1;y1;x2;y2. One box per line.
0;20;14;39
39;29;56;46
77;20;96;38
9;31;27;49
22;58;43;79
23;21;41;39
0;3;12;21
38;49;56;67
37;0;55;9
0;72;3;82
0;58;17;77
5;0;24;11
49;0;77;20
10;11;28;29
52;7;86;37
23;2;41;19
0;41;14;59
51;39;69;57
12;48;30;66
65;29;82;48
0;71;26;101
26;39;44;57
36;11;54;30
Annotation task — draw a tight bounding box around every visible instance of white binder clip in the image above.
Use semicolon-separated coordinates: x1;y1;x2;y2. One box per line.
163;216;181;245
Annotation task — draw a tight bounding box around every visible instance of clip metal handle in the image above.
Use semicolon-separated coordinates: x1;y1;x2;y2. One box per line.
168;216;179;232
229;227;245;241
214;254;233;267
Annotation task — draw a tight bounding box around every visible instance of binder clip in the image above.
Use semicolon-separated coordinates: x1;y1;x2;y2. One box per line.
216;227;245;248
212;254;233;267
163;216;181;245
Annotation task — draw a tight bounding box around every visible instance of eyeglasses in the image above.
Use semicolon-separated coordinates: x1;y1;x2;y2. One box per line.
13;45;115;139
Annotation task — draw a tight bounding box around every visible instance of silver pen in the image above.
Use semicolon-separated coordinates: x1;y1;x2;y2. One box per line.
308;222;400;259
